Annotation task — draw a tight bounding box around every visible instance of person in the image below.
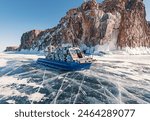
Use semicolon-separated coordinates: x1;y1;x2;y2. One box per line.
76;50;83;58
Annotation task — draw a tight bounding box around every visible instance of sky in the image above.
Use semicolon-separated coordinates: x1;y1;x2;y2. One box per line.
0;0;150;51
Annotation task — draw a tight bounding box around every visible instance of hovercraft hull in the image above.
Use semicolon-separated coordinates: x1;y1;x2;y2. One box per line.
37;58;91;71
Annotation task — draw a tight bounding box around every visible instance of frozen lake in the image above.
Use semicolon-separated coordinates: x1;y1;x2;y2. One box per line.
0;52;150;104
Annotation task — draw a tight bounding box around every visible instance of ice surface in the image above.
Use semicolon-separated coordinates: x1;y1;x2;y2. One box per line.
124;47;150;55
0;52;150;104
0;59;8;67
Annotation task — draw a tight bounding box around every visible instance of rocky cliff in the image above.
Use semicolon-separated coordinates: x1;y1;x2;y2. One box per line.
19;0;150;52
19;30;42;50
5;46;18;52
117;0;150;48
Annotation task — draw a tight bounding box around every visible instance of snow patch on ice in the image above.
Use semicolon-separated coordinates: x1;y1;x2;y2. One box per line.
0;86;26;97
28;92;45;102
0;59;8;67
6;100;16;104
93;54;150;65
0;76;41;88
0;76;45;103
0;52;44;61
123;47;150;55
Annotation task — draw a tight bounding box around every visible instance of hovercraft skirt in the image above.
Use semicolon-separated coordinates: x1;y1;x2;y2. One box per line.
37;58;91;71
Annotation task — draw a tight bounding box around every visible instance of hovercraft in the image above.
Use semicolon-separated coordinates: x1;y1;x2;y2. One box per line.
37;46;93;71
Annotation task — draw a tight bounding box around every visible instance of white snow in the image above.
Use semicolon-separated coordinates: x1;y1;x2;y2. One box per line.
62;43;73;47
94;46;150;55
0;86;26;98
0;76;41;88
0;76;45;103
29;92;45;102
0;52;45;103
123;47;150;55
0;52;44;61
0;59;8;67
93;54;150;65
94;44;110;53
6;100;16;104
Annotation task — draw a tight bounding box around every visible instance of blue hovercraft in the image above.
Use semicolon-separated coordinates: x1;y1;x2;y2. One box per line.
37;46;93;71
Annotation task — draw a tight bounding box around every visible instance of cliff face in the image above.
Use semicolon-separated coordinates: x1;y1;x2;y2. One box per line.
117;0;150;48
19;0;150;51
19;30;42;50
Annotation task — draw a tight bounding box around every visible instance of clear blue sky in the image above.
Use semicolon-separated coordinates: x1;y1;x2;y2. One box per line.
0;0;150;51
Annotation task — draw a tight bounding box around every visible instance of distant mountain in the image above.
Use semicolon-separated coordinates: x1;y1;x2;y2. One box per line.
18;0;150;52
